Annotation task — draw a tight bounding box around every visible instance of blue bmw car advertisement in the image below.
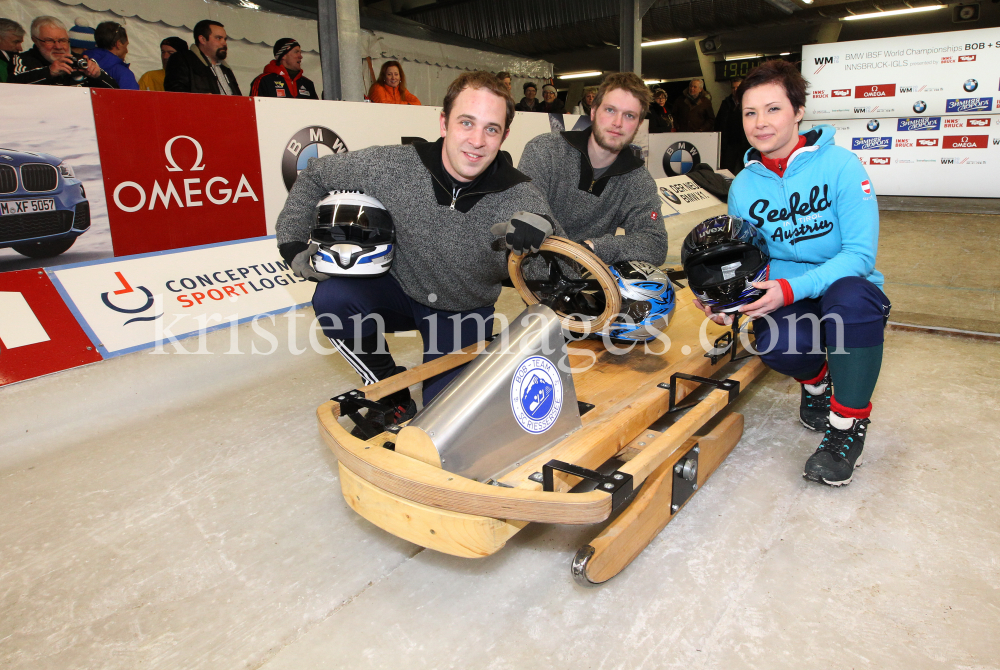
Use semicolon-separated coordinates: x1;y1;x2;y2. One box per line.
0;149;90;258
0;86;112;272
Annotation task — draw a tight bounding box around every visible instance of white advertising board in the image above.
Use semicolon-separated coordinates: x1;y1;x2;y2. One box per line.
48;237;314;357
654;176;723;215
254;98;557;234
803;119;1000;197
803;28;1000;120
647;133;720;179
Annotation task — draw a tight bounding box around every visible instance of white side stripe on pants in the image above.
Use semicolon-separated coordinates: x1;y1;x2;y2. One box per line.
330;338;379;386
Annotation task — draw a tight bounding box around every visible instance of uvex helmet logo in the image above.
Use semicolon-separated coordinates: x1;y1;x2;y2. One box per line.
112;135;259;213
282;126;348;191
855;84;895;99
943;135;988;149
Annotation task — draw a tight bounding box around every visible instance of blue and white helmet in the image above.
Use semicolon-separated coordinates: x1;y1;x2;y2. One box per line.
311;191;394;276
604;261;676;341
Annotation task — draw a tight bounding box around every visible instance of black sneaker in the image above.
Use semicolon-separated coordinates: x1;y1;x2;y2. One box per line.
799;373;832;432
803;416;870;486
350;398;418;440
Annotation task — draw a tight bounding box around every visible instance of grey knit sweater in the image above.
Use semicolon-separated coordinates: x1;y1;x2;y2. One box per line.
518;129;667;266
275;142;558;312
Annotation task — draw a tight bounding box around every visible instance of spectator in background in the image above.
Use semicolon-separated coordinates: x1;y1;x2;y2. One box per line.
496;71;511;92
515;81;538;111
10;16;115;87
85;21;137;90
138;36;187;91
572;86;597;116
250;38;318;99
672;78;715;132
647;87;673;133
715;78;751;174
67;18;95;56
537;84;564;114
368;60;420;105
0;18;25;83
165;20;240;95
0;17;24;52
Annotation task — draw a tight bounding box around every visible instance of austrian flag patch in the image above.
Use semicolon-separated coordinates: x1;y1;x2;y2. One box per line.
861;179;871;195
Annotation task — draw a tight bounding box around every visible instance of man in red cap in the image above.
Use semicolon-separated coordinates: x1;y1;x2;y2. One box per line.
249;37;318;99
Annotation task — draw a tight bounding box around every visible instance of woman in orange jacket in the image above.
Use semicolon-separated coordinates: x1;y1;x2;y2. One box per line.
368;60;421;105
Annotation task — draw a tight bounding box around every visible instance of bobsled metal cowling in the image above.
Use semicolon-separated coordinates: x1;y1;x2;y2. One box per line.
681;215;770;313
407;304;583;483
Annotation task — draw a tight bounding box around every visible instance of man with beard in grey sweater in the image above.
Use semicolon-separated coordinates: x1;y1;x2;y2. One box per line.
518;72;667;267
276;71;561;432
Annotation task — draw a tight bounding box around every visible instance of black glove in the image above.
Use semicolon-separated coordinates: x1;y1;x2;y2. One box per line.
291;242;331;282
490;212;553;256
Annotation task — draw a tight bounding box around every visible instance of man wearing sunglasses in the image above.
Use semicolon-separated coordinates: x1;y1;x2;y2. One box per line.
10;15;115;87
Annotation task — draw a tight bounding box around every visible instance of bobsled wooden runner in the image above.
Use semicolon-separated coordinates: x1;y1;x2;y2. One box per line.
317;238;766;585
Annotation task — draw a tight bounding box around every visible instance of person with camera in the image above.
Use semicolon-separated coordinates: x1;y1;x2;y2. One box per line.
10;16;115;87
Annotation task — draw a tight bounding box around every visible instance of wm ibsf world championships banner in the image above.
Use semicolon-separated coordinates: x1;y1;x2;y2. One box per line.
803;27;1000;120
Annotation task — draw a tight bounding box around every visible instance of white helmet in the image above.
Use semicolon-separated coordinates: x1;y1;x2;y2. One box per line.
311;191;395;276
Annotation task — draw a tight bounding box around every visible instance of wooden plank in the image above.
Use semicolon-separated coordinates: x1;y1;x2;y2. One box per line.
339;463;526;558
618;357;766;484
318;402;613;524
580;412;745;584
357;340;487;403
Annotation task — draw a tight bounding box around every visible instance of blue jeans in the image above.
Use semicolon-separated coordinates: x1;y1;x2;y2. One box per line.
752;277;890;379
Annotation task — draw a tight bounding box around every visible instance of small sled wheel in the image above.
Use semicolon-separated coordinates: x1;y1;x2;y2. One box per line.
508;237;621;334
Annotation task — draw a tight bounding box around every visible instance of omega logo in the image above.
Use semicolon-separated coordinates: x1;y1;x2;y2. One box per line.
113;135;258;213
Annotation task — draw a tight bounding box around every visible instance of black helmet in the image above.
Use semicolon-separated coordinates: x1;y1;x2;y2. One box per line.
681;215;770;313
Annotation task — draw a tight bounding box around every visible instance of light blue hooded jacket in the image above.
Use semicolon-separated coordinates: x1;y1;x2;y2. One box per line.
728;124;883;303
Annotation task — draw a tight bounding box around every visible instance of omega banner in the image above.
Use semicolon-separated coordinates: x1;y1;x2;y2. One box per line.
91;90;267;256
803;27;1000;120
803;117;1000;197
48;237;313;358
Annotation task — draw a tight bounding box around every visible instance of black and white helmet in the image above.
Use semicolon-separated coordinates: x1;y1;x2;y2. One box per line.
681;215;770;313
311;191;395;276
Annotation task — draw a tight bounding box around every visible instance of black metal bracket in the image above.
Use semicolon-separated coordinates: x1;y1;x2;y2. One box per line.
705;315;757;365
331;389;396;440
577;400;595;416
542;459;633;511
671;444;700;513
658;372;740;414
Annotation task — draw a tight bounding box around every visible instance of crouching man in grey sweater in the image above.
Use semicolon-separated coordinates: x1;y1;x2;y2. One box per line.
276;71;561;428
518;72;667;267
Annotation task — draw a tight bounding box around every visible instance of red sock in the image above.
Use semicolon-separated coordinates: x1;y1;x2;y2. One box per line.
831;395;872;420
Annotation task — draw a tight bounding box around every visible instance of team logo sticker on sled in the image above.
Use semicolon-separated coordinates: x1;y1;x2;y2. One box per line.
511;356;563;434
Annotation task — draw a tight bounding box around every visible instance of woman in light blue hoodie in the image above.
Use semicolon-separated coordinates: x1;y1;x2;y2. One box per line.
697;60;890;487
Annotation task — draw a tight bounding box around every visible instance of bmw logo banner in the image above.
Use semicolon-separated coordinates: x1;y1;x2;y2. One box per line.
647;133;720;180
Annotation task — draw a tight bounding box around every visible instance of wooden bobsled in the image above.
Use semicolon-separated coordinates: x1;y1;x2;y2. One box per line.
317;238;766;585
